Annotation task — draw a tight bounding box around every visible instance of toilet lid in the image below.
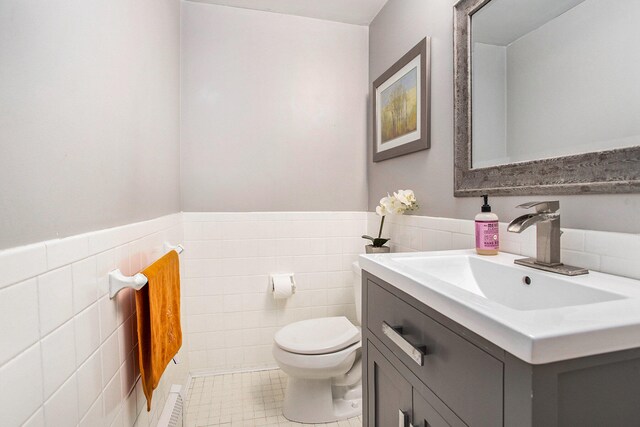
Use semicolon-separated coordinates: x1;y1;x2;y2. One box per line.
274;316;361;355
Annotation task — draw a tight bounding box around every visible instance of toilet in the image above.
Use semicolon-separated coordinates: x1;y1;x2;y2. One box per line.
272;261;363;423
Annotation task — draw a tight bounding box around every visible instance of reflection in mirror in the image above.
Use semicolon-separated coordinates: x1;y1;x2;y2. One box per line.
471;0;640;169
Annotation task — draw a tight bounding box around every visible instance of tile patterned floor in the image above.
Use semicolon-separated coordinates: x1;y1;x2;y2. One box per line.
185;369;362;427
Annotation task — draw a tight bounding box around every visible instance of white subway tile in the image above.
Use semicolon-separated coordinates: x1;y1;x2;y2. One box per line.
189;351;206;370
600;256;640;280
327;288;353;305
340;237;363;254
0;242;47;289
205;349;225;368
258;239;279;257
222;294;243;312
499;239;521;255
0;343;43;426
242;292;276;311
183;221;204;240
117;318;134;364
326;254;342;271
102;369;122;426
78;395;103;427
308;289;328;306
120;352;136;397
0;278;39;366
185;295;223;315
41;319;76;399
183;212;219;222
292;255;327;273
561;250;601;271
75;303;101;365
38;266;74;335
96;249;116;298
113;244;132;276
72;256;98;314
311;306;328;318
22;408;44;427
109;404;124;427
223;330;243;348
585;231;640;260
221;239;260;258
76;350;102;419
134;380;145;416
115;287;133;325
220;221;261;240
99;296;119;343
44;374;78;427
101;332;120;386
184;240;221;259
121;384;137;426
560;229;585;252
126;243;141;276
451;233;474;250
421;229;452;251
46;234;89;270
183;259;221;278
458;220;476;235
88;227;127;256
188;333;208;351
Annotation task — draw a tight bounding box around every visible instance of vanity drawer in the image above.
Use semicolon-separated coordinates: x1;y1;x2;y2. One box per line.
367;280;503;426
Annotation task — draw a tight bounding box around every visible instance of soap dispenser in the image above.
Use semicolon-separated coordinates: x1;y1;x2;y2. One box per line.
475;195;499;255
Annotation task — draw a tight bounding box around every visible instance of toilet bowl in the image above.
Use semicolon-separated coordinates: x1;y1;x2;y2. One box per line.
272;261;363;424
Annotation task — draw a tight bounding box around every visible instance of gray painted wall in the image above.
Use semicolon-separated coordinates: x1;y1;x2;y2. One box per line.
368;0;640;233
180;2;369;212
0;0;181;250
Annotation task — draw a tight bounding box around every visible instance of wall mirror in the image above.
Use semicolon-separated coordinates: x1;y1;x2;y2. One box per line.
453;0;640;196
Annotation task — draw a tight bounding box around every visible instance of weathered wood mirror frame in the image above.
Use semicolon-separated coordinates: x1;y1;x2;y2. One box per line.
453;0;640;196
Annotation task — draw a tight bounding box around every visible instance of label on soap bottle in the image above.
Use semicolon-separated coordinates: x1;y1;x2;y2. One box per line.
475;221;499;250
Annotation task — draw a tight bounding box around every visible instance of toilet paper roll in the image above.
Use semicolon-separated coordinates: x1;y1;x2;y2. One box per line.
272;274;294;299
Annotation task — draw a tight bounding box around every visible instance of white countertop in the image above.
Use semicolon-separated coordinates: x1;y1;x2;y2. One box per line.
360;250;640;364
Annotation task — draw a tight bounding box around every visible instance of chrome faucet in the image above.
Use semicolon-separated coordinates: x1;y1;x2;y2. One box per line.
508;201;588;276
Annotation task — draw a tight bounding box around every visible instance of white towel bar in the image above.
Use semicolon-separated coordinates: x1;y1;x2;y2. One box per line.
109;242;184;299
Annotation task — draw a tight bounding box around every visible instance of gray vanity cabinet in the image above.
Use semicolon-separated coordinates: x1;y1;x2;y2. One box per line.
362;271;640;427
367;341;452;427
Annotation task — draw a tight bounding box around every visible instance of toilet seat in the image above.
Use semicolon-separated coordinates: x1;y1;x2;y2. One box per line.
274;316;360;355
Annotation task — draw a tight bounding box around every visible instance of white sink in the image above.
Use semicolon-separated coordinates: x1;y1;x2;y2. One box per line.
360;250;640;364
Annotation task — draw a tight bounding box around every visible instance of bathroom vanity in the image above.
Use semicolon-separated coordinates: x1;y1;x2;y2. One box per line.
360;251;640;426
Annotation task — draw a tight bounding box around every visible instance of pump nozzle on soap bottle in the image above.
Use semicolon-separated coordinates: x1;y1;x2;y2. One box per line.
475;195;499;255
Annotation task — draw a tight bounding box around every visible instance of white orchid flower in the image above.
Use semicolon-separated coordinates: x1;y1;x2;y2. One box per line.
395;190;416;207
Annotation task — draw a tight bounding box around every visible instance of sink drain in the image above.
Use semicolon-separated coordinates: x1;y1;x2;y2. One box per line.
522;276;532;285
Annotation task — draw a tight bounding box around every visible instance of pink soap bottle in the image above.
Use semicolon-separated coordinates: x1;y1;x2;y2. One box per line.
475;195;499;255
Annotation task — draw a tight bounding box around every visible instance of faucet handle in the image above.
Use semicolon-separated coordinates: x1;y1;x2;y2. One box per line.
515;201;560;213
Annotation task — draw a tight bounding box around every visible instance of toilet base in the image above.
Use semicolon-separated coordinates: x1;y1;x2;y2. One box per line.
282;377;362;423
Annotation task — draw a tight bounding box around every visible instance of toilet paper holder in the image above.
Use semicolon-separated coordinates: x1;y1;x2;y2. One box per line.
270;273;297;294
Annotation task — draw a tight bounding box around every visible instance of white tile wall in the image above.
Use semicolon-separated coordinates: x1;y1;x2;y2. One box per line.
369;212;640;280
182;212;367;373
2;209;637;427
0;213;187;427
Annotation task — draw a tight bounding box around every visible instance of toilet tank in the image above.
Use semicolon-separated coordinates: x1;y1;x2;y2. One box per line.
352;261;362;325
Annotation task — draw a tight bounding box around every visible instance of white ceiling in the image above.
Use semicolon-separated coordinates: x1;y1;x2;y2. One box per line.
186;0;389;26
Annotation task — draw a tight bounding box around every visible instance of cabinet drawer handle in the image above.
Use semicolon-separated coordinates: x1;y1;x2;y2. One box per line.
383;322;427;366
398;410;416;427
399;409;409;427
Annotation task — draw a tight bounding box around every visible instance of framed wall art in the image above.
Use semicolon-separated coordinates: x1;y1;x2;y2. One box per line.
373;37;430;162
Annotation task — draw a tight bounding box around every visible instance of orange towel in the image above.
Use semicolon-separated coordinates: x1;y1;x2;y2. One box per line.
135;250;182;411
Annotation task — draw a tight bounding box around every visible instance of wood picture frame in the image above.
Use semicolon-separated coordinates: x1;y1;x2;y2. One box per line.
373;37;431;162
